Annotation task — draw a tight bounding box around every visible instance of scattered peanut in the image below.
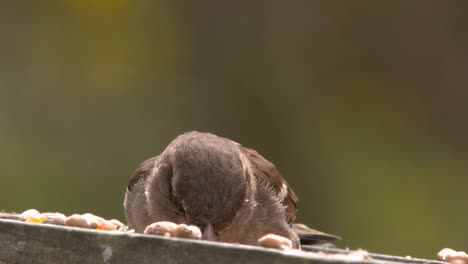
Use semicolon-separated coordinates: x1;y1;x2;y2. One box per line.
110;219;124;229
173;224;201;239
258;234;293;250
17;209;127;232
438;248;468;264
144;221;177;237
111;219;128;232
25;214;47;224
20;209;40;221
65;214;93;228
82;213;104;229
96;220;118;231
43;212;67;225
144;222;202;239
20;209;47;224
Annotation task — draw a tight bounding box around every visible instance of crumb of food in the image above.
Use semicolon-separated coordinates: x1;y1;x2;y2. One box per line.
15;209;128;232
65;214;94;228
341;249;372;261
20;209;47;224
144;221;178;237
310;249;372;261
63;213;119;231
108;219;127;231
117;224;129;232
82;213;104;229
173;224;201;239
51;213;67;225
20;209;41;221
437;248;468;264
42;212;67;225
96;220;118;231
25;214;47;223
258;234;293;250
109;219;124;228
143;222;201;239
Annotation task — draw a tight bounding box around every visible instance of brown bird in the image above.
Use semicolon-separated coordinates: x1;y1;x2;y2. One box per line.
124;131;338;248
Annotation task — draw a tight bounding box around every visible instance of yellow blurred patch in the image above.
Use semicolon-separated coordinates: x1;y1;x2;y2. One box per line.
25;215;47;224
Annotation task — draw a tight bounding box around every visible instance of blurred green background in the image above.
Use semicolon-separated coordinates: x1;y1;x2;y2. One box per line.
1;1;467;258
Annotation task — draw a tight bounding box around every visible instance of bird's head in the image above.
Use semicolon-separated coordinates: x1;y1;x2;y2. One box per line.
167;132;250;241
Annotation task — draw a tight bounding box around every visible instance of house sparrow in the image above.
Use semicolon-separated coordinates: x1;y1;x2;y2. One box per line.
124;131;338;249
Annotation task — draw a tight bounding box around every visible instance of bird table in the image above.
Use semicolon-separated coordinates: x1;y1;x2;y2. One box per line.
0;218;444;264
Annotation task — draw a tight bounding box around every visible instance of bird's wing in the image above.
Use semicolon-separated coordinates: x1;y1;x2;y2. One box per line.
238;145;298;224
127;156;159;191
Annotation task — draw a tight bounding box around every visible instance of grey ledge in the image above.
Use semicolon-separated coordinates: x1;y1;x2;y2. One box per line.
0;219;444;264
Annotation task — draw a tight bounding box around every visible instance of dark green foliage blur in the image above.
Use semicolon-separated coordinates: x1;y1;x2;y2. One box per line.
1;1;467;259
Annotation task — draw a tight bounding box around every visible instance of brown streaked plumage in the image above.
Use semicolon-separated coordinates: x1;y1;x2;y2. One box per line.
238;146;298;225
124;131;338;248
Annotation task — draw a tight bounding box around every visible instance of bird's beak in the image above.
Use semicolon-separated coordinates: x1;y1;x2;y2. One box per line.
202;223;218;241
